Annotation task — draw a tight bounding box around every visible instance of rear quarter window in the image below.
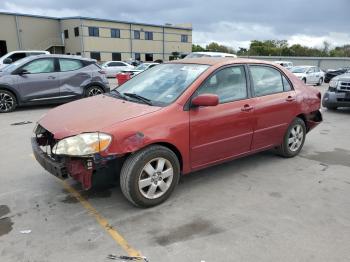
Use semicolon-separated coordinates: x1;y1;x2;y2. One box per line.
59;59;84;72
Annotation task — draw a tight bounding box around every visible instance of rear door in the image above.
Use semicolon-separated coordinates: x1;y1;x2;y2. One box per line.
14;57;60;102
57;58;91;97
249;65;297;150
189;65;255;169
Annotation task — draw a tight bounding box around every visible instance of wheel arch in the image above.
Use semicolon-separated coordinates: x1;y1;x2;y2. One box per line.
83;82;108;93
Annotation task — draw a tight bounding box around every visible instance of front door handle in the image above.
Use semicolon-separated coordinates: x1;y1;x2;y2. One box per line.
48;76;56;79
286;96;295;102
241;104;254;112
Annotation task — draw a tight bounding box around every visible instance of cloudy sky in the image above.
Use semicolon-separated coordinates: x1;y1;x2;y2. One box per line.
1;0;349;49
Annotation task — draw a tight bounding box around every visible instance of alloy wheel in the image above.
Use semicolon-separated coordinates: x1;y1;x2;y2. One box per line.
88;87;103;96
138;157;174;199
0;92;15;112
288;124;304;152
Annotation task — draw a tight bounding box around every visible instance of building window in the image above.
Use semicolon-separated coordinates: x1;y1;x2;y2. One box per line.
145;53;153;61
112;52;121;61
111;29;120;38
88;27;99;37
134;53;141;61
181;35;188;42
90;52;101;61
74;27;79;37
64;29;69;39
145;31;153;40
76;52;81;55
134;30;140;39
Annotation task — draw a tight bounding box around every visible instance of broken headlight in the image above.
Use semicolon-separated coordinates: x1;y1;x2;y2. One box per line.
52;132;112;156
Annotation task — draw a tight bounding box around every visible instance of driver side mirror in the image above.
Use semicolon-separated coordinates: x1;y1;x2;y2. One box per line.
191;94;219;107
3;58;12;64
17;69;29;75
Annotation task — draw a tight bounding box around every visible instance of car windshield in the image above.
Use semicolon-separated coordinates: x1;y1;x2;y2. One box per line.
291;67;308;73
135;64;150;71
116;63;209;106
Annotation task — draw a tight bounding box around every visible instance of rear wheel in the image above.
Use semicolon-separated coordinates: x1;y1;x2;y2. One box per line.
85;86;104;97
120;145;180;207
0;90;17;113
276;118;306;158
302;78;307;84
317;77;323;86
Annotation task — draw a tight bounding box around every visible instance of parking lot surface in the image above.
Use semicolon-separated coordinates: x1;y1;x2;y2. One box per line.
1;84;350;262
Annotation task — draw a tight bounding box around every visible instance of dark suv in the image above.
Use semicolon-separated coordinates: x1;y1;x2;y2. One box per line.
0;55;110;112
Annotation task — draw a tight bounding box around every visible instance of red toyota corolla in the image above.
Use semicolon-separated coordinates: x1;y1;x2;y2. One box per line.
32;58;322;207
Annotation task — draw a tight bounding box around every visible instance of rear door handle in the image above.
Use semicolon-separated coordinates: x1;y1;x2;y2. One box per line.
48;76;56;79
241;104;254;112
286;96;295;102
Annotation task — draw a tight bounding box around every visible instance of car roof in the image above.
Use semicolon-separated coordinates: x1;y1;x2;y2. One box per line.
274;61;292;63
167;57;281;67
27;54;95;62
189;52;237;57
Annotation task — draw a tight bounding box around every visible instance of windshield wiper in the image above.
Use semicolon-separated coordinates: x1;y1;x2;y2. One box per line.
109;89;128;101
123;93;153;105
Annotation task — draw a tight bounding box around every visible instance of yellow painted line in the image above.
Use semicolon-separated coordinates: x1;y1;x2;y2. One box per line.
30;153;141;257
60;180;141;257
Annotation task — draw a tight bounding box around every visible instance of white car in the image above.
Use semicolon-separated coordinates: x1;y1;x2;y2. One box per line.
185;52;237;58
291;66;325;86
101;61;134;77
119;62;159;77
0;50;50;70
274;61;293;70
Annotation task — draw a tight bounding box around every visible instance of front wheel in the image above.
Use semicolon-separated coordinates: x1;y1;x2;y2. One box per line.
120;145;180;207
317;77;323;86
85;86;104;97
276;118;306;158
0;90;17;113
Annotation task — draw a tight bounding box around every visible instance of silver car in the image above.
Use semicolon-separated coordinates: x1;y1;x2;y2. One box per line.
0;54;110;112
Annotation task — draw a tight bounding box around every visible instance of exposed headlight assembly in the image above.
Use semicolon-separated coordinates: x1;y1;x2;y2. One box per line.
329;80;339;88
52;132;112;156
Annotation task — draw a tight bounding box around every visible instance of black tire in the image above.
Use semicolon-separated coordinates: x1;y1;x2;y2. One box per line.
326;106;337;110
317;77;323;86
276;118;306;158
302;78;307;84
0;89;17;113
120;145;180;207
85;86;104;97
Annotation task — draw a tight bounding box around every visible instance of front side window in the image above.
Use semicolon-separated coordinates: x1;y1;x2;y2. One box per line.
145;31;153;40
88;27;99;37
111;29;120;38
116;64;209;106
22;59;55;74
134;30;140;39
195;66;248;103
250;65;284;96
59;59;83;72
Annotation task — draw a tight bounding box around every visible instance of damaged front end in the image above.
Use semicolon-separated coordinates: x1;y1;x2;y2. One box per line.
31;125;124;189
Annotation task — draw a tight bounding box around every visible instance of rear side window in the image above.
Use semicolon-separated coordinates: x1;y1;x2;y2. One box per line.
196;65;248;103
108;62;125;67
22;59;55;74
59;59;83;72
250;65;284;96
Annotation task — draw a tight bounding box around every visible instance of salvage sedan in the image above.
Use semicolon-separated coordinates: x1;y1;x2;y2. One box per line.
32;58;322;207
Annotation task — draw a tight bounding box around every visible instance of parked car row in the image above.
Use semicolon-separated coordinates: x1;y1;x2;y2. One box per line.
290;66;325;85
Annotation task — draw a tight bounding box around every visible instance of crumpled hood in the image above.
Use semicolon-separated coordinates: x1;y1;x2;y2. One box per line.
38;95;162;139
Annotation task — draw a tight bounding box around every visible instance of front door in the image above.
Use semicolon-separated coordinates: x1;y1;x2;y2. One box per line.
248;65;297;150
190;65;255;169
15;58;60;102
